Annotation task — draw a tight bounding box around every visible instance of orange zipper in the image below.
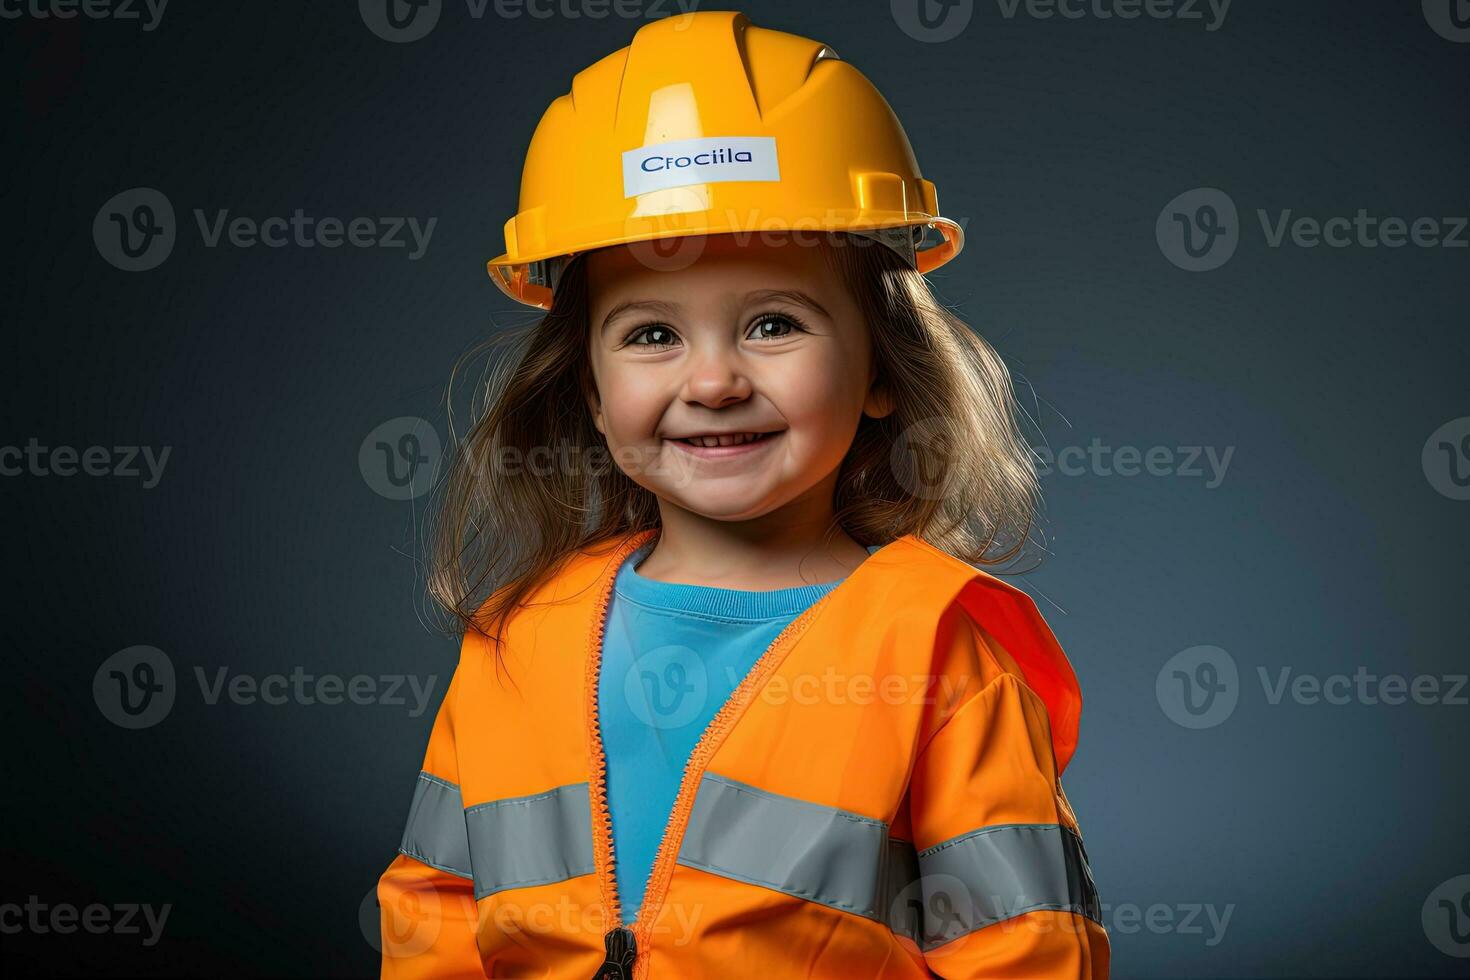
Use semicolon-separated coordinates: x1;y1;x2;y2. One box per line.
583;529;838;980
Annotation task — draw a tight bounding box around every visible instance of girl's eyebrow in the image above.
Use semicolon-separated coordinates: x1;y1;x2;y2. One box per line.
600;299;681;335
599;289;831;335
747;288;831;319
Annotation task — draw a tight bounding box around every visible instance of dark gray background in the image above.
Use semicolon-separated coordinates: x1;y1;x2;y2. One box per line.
2;1;1466;977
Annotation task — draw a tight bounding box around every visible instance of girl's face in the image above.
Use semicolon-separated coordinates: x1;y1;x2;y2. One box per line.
586;233;892;522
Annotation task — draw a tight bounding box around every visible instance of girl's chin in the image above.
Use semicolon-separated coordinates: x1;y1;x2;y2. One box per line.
656;490;788;523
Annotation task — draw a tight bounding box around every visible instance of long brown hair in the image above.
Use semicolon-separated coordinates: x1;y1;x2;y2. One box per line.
424;232;1042;656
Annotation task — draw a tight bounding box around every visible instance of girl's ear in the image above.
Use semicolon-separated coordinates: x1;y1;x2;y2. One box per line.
862;365;895;420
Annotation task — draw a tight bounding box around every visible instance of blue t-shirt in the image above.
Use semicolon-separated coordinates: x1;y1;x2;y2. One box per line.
597;539;882;924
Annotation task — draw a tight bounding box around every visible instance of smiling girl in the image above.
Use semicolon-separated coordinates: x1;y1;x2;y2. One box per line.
377;10;1108;980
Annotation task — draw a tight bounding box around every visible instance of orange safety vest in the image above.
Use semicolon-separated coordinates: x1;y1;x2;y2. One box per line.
377;529;1110;979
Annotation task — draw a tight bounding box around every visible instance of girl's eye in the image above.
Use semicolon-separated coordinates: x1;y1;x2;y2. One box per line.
622;313;806;349
747;313;806;341
625;323;680;348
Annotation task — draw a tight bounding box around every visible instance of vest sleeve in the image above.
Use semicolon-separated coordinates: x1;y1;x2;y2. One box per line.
376;651;486;980
905;612;1111;979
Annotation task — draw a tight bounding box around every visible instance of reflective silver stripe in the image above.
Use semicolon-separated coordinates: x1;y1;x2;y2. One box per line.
465;782;595;901
399;772;472;879
677;772;893;917
879;837;923;943
915;823;1101;951
674;773;1101;949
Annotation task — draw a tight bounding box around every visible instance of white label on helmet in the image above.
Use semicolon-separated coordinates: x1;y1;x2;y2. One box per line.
623;136;780;199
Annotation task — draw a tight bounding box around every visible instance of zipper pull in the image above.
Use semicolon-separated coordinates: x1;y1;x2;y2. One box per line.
592;925;637;980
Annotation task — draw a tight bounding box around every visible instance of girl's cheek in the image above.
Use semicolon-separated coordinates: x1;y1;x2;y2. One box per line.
601;376;666;444
770;360;851;420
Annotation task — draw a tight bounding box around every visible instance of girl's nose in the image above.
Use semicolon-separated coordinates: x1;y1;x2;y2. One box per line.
680;347;753;409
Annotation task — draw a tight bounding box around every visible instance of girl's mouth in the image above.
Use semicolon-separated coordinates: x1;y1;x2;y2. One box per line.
665;430;783;459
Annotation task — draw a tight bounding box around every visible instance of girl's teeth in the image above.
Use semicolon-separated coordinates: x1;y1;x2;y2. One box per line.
681;433;763;447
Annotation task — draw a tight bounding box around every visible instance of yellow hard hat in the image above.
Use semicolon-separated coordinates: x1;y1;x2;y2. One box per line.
486;10;965;309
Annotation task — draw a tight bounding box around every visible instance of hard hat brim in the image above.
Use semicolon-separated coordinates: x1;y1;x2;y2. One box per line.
486;214;964;310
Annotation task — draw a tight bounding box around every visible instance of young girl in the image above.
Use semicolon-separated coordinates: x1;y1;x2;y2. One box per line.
378;11;1108;979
